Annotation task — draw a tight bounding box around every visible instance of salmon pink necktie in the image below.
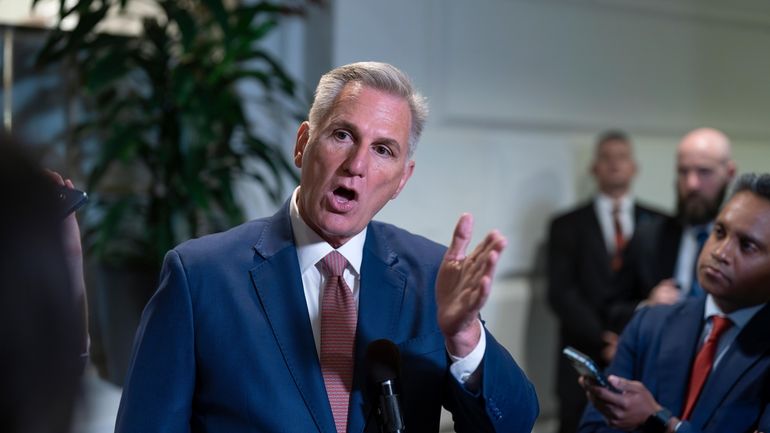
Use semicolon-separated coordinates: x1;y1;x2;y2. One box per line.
319;251;357;432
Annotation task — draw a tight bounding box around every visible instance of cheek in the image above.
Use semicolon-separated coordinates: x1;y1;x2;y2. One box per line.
734;260;770;297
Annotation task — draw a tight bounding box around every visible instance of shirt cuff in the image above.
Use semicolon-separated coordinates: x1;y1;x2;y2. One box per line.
447;320;486;390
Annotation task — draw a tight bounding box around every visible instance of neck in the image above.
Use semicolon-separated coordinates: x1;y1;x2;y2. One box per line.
600;187;628;200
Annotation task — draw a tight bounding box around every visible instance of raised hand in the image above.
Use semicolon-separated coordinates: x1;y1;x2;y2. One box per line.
436;213;507;357
47;170;88;353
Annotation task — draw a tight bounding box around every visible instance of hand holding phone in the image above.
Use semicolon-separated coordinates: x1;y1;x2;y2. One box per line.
57;184;88;220
562;346;621;393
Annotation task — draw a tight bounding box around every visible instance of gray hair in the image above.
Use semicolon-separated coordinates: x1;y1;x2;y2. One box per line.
730;173;770;202
308;61;428;158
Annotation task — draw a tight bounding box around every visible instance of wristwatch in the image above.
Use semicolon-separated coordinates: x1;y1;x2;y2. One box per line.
642;407;672;433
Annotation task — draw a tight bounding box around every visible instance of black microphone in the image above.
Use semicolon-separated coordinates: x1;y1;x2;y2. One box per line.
365;339;405;433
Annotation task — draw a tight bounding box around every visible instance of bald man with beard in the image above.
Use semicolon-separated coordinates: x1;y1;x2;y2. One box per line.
608;128;736;331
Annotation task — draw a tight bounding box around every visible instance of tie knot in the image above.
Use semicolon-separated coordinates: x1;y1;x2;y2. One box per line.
612;201;622;215
320;251;347;278
709;315;733;340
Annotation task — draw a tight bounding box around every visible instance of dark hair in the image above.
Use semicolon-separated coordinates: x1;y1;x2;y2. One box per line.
730;173;770;202
0;134;83;433
596;129;630;147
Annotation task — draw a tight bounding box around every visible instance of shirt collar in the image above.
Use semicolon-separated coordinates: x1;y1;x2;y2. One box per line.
595;193;632;213
703;294;766;330
687;223;713;237
289;187;366;276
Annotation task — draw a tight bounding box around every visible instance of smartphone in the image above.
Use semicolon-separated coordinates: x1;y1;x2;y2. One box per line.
562;346;621;393
57;184;88;219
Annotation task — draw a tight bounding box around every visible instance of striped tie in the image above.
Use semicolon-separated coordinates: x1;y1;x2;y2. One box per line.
319;251;357;433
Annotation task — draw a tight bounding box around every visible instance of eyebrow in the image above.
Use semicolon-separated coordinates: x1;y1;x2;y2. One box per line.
328;119;404;151
719;220;768;251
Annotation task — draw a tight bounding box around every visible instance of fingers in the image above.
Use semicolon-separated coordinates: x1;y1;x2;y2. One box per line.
445;213;473;261
45;169;65;185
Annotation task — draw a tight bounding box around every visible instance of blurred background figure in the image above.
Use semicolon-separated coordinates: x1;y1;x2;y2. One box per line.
547;130;663;433
0;133;86;433
611;128;736;329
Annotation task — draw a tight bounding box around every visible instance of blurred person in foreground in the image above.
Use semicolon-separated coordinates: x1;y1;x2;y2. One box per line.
0;134;87;433
115;61;538;433
578;172;770;433
548;130;663;433
610;128;736;328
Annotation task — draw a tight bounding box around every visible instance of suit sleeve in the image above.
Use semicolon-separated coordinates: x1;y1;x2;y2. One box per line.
547;217;606;356
444;328;539;433
115;250;195;433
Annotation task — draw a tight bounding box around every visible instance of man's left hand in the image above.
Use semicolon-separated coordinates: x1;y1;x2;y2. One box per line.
436;213;506;357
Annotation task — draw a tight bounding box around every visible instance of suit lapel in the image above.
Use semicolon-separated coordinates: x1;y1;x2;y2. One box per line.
690;304;770;426
655;299;705;414
348;226;407;433
249;204;335;433
583;204;612;271
661;220;682;277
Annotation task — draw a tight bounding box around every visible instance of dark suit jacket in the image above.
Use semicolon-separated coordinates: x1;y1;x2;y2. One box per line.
607;215;683;330
578;298;770;433
547;200;663;360
547;199;663;432
115;202;538;433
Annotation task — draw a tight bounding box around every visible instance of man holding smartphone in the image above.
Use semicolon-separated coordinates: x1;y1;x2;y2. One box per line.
577;173;770;433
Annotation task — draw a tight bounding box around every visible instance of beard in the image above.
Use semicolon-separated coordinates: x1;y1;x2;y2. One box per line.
677;183;728;226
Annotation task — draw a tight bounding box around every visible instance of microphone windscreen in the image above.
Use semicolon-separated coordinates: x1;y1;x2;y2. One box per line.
364;339;401;383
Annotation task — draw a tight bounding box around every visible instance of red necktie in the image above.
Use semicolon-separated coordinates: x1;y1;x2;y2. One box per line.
319;251;357;432
610;202;626;272
681;315;733;420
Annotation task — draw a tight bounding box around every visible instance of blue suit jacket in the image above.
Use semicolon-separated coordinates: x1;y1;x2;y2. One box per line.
578;298;770;433
115;202;538;433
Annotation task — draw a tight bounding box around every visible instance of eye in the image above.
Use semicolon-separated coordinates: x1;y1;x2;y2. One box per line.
712;225;725;239
333;130;352;141
372;144;393;157
697;167;714;178
739;238;758;254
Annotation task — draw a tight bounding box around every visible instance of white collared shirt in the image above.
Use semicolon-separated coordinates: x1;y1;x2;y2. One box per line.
675;224;713;296
594;193;634;254
288;187;484;386
700;295;765;368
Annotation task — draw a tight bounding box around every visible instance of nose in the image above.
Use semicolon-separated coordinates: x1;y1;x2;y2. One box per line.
684;170;701;192
343;143;368;176
709;236;731;264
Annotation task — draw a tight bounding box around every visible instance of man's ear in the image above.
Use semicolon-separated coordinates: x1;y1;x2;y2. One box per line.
391;160;415;200
726;159;737;180
294;121;310;168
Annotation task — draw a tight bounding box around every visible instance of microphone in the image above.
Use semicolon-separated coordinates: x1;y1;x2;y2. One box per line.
365;339;405;433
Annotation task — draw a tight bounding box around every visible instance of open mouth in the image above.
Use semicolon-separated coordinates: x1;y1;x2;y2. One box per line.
333;186;357;202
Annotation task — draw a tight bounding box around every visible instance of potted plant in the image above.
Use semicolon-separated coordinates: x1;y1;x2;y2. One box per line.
34;0;308;384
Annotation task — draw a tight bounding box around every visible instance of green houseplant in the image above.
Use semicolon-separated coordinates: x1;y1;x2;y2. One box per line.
33;0;309;384
35;0;305;268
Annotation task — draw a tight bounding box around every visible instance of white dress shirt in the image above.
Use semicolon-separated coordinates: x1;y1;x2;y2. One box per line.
288;187;485;386
700;295;765;368
594;193;634;254
674;224;712;296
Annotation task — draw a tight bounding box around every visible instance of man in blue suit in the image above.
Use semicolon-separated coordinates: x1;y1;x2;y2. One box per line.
115;62;539;433
577;172;770;433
